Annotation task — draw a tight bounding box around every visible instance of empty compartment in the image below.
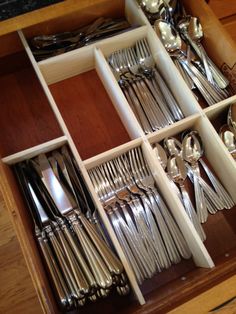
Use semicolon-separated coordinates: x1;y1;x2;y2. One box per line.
0;50;62;158
49;68;131;160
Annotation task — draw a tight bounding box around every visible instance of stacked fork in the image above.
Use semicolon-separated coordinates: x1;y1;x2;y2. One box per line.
89;146;191;284
108;38;185;134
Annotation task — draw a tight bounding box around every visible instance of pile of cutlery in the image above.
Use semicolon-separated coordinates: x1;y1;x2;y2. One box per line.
108;38;184;133
219;103;236;159
31;17;133;61
153;130;234;238
14;146;129;312
138;0;232;105
89;146;191;284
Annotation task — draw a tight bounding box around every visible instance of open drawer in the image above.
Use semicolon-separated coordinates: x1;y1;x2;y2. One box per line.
0;0;236;313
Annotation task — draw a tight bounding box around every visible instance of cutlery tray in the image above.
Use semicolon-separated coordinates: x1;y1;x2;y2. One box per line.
0;0;236;313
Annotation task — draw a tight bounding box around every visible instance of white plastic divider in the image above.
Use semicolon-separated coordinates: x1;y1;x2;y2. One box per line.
141;140;214;268
39;45;95;85
147;114;201;144
18;29;145;306
84;138;143;170
203;95;236;119
2;136;68;165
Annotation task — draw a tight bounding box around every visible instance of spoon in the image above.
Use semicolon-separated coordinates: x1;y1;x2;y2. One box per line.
183;132;225;221
182;133;208;223
220;124;236;159
153;142;182;200
188;17;214;85
227;103;236;137
191;131;234;209
167;155;206;241
178;17;229;90
154;19;220;104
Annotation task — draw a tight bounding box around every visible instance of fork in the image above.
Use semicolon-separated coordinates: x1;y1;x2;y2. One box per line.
128;147;192;261
135;38;184;121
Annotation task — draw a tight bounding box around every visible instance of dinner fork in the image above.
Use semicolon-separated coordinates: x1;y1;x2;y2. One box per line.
128;147;192;261
135;38;184;121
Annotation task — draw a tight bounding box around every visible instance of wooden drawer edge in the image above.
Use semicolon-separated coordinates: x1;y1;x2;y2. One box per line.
0;161;54;314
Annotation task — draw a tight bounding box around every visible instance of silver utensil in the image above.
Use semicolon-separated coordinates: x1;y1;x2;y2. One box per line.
167;155;206;240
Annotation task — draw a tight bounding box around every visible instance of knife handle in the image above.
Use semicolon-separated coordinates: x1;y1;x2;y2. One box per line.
36;227;72;310
44;225;82;301
59;220;97;288
78;213;123;275
53;223;90;296
68;213;113;289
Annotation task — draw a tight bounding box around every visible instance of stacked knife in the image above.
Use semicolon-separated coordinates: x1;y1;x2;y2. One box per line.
14;146;129;312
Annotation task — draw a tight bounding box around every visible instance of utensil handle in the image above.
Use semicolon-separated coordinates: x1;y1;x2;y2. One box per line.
78;213;124;275
198;176;225;210
139;194;171;269
179;184;206;241
36;228;71;310
152;189;192;259
199;159;234;209
45;225;81;300
54;224;90;295
60;222;97;288
68;214;113;289
125;84;152;133
192;168;208;223
107;209;144;284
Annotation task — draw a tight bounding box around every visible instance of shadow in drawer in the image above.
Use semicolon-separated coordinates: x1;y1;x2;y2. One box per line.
49;70;131;160
0;51;62;158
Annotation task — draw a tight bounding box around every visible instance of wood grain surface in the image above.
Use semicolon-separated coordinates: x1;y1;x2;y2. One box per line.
0;191;42;314
49;70;131;160
0;52;62;158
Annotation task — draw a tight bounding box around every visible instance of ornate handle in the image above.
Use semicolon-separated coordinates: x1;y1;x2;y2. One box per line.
68;213;113;289
180;184;206;241
78;213;124;275
36;227;72;310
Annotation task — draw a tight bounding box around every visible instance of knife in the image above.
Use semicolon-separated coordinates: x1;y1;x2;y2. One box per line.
38;153;113;290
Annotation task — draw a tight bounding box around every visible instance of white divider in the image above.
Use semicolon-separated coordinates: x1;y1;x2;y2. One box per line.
94;47;144;140
147;114;201;144
39;45;95;85
84;138;143;170
203;95;236;119
18;29;145;306
196;116;236;202
2;136;68;165
141;141;214;268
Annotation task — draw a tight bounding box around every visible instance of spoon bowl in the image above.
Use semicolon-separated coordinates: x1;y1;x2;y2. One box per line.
227;103;236;137
219;124;236;158
153;143;168;169
154;19;182;53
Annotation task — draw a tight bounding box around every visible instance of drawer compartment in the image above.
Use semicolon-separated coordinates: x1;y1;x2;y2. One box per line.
0;51;62;158
0;0;236;313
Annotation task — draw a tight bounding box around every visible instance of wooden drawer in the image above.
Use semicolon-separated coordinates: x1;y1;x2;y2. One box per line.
0;1;236;313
